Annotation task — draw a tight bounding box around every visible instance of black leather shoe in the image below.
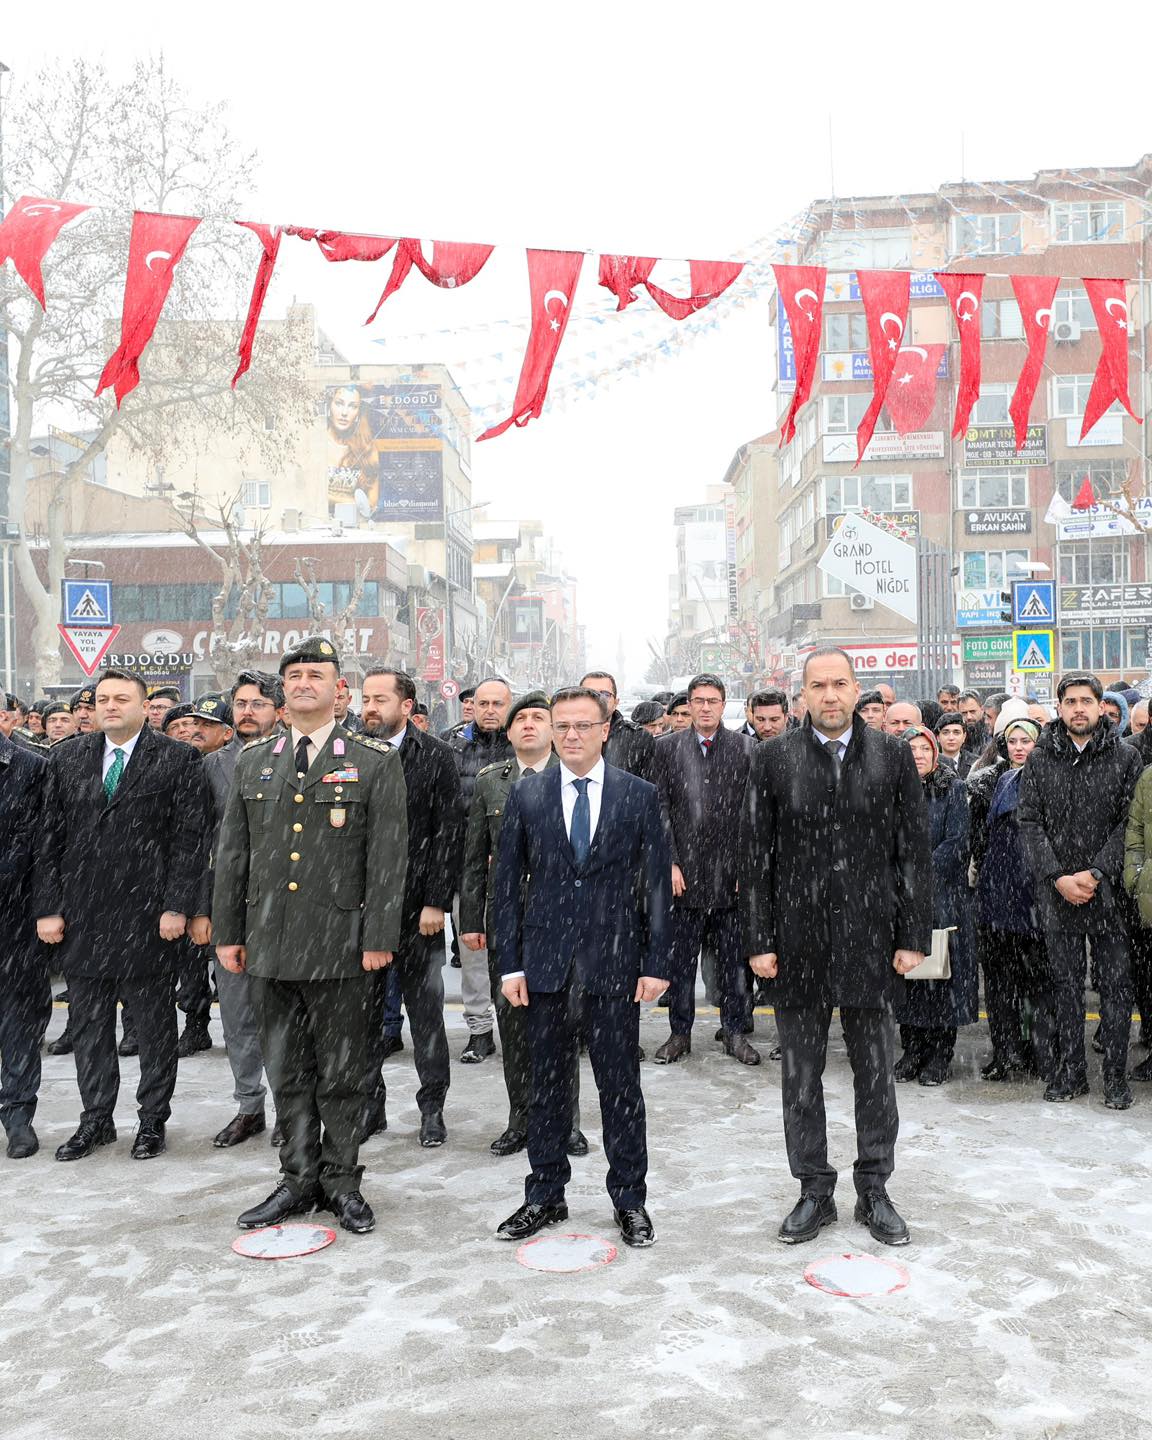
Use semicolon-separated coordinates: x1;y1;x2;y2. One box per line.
566;1130;589;1157
6;1124;39;1160
714;1023;755;1041
419;1110;447;1147
490;1127;527;1157
982;1058;1023;1082
1044;1076;1090;1102
614;1206;656;1247
1130;1053;1152;1082
380;1034;405;1059
495;1202;568;1241
177;1023;212;1058
854;1189;910;1246
919;1062;951;1087
637;1045;646;1062
270;1120;285;1147
45;1028;74;1056
460;1032;496;1064
55;1118;117;1161
1104;1077;1134;1110
326;1190;375;1234
237;1182;321;1229
131;1120;166;1159
778;1193;837;1244
893;1051;922;1082
117;1031;139;1057
768;1044;782;1061
653;1035;691;1065
360;1104;388;1143
722;1032;761;1066
213;1112;266;1148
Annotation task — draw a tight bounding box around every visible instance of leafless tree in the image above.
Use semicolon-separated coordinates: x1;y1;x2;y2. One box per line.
293;554;374;668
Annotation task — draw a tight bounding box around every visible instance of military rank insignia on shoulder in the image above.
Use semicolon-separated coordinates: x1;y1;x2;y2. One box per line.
477;759;510;780
355;734;393;754
243;734;275;750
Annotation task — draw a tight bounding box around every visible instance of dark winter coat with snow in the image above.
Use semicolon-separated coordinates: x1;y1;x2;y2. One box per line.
33;725;209;980
448;724;514;812
970;753;1041;936
1018;716;1143;935
0;735;46;970
896;767;979;1028
603;709;656;781
656;723;756;910
1125;726;1152;768
739;715;932;1010
391;721;464;939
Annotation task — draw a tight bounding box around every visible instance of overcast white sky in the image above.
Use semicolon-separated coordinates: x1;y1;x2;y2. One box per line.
4;1;1152;685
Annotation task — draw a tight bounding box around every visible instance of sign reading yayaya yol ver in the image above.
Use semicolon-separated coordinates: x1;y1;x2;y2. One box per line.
818;511;917;622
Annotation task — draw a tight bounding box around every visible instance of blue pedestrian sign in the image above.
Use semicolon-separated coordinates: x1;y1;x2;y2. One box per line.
1013;629;1054;672
62;579;113;627
1011;579;1054;626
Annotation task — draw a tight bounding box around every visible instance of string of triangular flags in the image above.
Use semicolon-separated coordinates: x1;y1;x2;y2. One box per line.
0;195;1140;453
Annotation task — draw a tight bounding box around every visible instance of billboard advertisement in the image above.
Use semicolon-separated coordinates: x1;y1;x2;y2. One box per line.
325;383;445;523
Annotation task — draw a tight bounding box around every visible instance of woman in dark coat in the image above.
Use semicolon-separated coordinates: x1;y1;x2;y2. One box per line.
893;725;979;1084
968;717;1051;1080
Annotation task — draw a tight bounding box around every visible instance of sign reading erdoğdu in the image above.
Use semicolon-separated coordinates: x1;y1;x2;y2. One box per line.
818;512;917;622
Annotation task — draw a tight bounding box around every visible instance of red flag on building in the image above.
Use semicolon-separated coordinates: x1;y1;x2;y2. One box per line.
0;196;90;306
1080;277;1141;441
233;222;283;386
883;344;947;434
935;272;985;436
478;249;584;441
365;240;494;323
1072;476;1096;510
96;212;201;406
772;264;826;445
285;227;397;263
856;270;911;463
598;256;743;319
1008;274;1059;451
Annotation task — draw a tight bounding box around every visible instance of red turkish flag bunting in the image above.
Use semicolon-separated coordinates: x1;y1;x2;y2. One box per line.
773;264;826;445
1008;274;1059;451
1080;278;1141;441
96;211;201;406
233;222;283;386
0;196;90;306
855;270;911;463
598;257;744;319
365;240;494;324
285;227;397;263
478;249;583;441
935;272;985;437
884;344;947;434
1072;476;1096;510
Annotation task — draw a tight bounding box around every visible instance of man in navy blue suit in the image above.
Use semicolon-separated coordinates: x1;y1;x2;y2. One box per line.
492;686;672;1248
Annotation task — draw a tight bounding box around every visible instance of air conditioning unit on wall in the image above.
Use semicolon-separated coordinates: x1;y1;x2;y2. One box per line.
1052;319;1081;344
850;592;875;612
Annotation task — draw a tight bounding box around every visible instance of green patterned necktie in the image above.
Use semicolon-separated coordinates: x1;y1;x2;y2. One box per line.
104;746;125;801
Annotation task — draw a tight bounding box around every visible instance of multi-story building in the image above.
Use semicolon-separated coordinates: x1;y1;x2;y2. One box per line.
472;518;582;688
665;487;732;676
759;157;1152;695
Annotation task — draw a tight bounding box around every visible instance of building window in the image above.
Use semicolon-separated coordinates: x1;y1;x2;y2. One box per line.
958;468;1028;508
1056;540;1129;585
1054;459;1128;502
823;394;892;434
961;550;1029;589
823;312;870;352
980;299;1024;340
819;228;912;270
824;473;912;514
951;214;1022;256
1050;374;1098;418
1052;286;1098;332
971;384;1013;424
1061;627;1145;671
241;480;271;508
1050;201;1125;244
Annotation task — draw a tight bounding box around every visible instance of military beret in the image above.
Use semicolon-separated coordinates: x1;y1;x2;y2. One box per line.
29;699;50;715
279;635;340;674
666;692;689;714
191;692;234;727
507;690;551;728
42;700;72;719
71;686;97;708
3;692;18;711
148;684;182;702
161;703;197;732
412;701;429;718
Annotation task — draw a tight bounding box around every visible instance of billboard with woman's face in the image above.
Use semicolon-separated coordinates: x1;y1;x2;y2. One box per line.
325;383;445;523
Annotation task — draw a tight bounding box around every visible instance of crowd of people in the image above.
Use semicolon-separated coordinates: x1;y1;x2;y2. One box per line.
2;643;1149;1253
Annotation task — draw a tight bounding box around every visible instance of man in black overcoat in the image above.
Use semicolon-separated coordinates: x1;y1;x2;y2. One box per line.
740;647;931;1247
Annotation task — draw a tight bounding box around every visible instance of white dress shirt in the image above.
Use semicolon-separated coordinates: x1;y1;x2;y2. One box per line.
384;723;407;749
289;719;337;774
559;757;604;843
102;726;144;781
811;725;850;761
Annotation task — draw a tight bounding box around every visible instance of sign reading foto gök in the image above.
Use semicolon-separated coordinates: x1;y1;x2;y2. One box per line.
818;512;917;622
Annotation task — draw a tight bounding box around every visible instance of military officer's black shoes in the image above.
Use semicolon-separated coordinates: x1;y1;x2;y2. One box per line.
55;1118;117;1161
566;1130;589;1157
213;1112;266;1148
419;1110;447;1147
722;1031;762;1066
614;1206;656;1248
854;1189;910;1246
131;1120;166;1160
6;1124;39;1160
779;1193;838;1244
327;1190;375;1234
237;1182;322;1229
1104;1075;1134;1110
45;1027;74;1056
495;1202;568;1241
177;1022;212;1058
490;1127;527;1156
460;1032;496;1064
1130;1053;1152;1083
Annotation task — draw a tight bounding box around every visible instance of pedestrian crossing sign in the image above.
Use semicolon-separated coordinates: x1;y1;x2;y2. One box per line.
62;579;113;626
1013;629;1054;672
1011;579;1054;626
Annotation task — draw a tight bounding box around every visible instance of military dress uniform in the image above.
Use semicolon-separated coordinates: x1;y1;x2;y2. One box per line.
212;701;408;1212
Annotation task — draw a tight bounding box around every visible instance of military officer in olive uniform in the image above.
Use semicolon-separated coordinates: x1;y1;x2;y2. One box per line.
213;636;408;1236
460;691;584;1158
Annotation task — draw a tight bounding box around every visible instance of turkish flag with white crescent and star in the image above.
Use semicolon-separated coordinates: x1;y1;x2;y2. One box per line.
883;344;947;435
598;257;744;319
478;249;584;442
855;270;911;463
1080;278;1141;441
934;272;985;436
0;196;90;307
96;211;202;406
365;240;494;324
233;222;283;386
1008;274;1060;451
772;264;826;445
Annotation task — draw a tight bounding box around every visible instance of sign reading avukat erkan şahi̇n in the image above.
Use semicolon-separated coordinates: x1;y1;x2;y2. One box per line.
817;511;918;622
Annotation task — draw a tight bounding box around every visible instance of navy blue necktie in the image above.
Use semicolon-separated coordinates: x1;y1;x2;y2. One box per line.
570;777;591;866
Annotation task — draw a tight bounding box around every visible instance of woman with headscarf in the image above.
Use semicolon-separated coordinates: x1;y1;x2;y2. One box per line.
967;713;1051;1081
893;725;978;1084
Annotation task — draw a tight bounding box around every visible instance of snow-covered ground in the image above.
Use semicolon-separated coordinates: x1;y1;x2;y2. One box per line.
5;986;1152;1440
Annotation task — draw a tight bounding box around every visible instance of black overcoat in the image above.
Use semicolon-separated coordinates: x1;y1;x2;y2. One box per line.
0;735;46;970
394;721;464;939
656;724;756;910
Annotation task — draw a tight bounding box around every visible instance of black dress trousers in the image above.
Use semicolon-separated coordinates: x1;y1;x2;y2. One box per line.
0;958;53;1130
68;972;179;1123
